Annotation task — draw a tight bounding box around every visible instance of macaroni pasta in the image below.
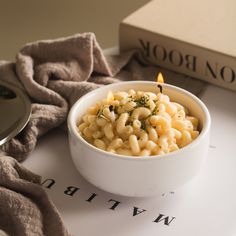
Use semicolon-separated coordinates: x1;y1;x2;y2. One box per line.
77;90;200;156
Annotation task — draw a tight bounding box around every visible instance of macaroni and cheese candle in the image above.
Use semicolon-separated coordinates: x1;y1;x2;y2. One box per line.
77;88;199;157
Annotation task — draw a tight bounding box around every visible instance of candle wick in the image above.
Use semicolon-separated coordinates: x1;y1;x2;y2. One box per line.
157;84;163;93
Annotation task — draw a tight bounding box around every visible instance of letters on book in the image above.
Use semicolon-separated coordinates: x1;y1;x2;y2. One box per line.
139;39;235;84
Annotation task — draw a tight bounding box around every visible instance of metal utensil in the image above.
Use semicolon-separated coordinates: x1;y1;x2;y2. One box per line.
0;80;31;146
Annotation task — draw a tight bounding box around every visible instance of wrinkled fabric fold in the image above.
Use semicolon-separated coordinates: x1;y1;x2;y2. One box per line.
0;155;69;236
0;33;135;161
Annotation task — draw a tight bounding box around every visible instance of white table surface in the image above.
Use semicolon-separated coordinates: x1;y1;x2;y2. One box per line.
23;83;236;236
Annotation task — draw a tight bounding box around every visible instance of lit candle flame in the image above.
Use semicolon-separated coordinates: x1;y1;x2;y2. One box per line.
156;72;164;84
156;72;164;93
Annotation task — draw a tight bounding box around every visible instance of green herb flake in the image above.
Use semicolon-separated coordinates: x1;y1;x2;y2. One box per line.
152;106;159;115
126;120;133;126
134;95;150;108
97;108;104;117
128;110;134;116
140;120;146;131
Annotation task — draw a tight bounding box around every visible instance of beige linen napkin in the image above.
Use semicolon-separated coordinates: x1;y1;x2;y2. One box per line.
0;33;135;161
0;32;207;236
0;155;69;236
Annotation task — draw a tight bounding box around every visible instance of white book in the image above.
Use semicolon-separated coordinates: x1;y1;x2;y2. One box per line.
119;0;236;92
23;83;236;236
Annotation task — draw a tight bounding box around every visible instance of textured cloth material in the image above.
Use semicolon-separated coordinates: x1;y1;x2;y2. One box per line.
0;33;207;236
0;156;69;236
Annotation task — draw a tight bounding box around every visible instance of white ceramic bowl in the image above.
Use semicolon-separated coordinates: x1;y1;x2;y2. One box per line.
68;81;211;197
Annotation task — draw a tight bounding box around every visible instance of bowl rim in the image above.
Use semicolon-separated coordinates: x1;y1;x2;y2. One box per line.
67;81;211;161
